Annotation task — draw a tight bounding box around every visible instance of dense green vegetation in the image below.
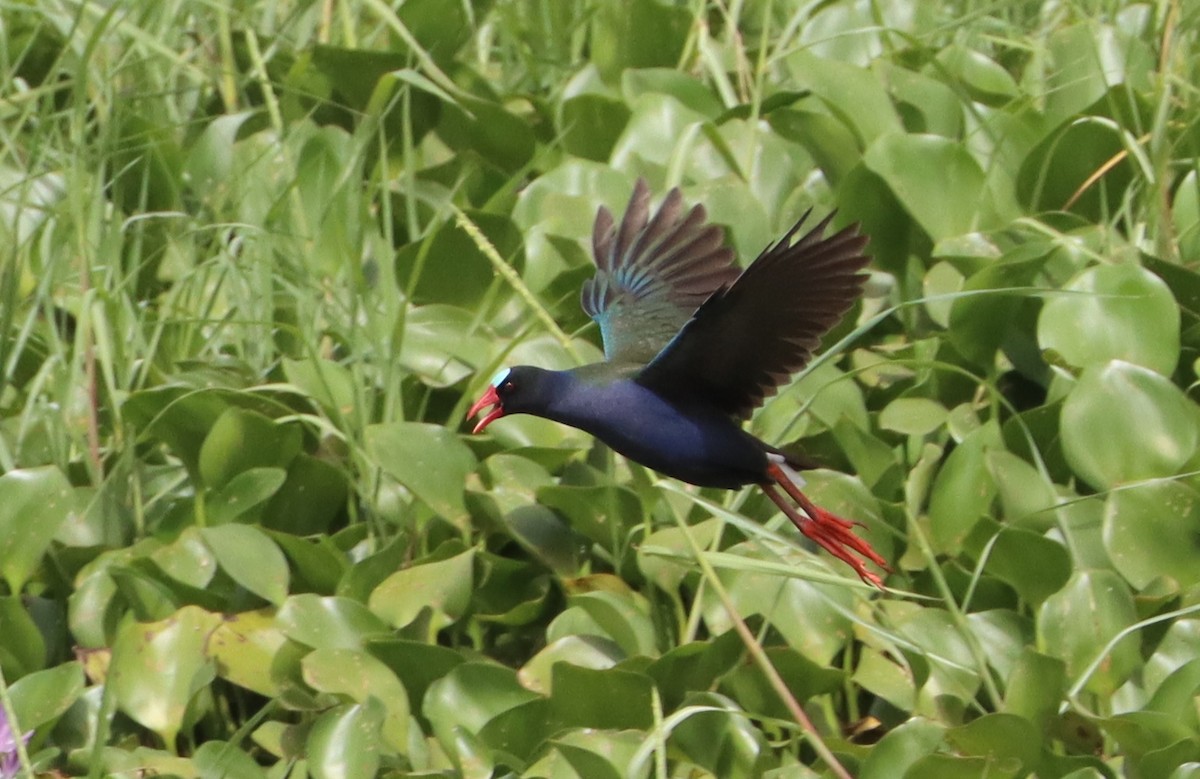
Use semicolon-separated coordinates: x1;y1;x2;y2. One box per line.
2;0;1199;776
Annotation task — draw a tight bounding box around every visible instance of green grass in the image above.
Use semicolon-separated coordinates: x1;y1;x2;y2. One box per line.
2;0;1200;777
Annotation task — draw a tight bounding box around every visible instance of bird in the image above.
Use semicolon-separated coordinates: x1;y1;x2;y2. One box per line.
469;179;888;586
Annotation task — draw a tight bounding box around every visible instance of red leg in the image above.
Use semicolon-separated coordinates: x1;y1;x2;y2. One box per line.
763;463;889;588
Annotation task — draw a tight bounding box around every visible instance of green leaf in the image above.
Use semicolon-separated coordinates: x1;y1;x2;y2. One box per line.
1103;481;1200;590
946;713;1041;771
553;590;658;658
262;453;349;535
783;50;902;145
979;525;1071;604
200;524;289;605
928;423;1001;553
1037;570;1140;696
879;397;948;436
0;466;75;592
302;648;410;751
423;662;540;761
860;718;946;779
864;133;1008;241
198;407;302;490
8;661;84;730
208;608;286;697
365;421;477;518
307;702;383;779
1060;361;1200;489
395;212;524;308
934;45;1019;104
110;606;222;749
560;94;631;161
281;357;357;417
1038;263;1180;376
550;663;655;730
590;0;691;81
1003;649;1066;733
277;594;391;651
719;646;844;719
366;638;465;718
368;546;475;630
193;740;267;779
206;467;287;525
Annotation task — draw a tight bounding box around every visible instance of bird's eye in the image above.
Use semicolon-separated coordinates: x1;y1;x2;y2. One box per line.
502;380;515;393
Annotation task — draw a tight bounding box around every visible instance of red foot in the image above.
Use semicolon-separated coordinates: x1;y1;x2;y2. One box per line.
763;463;889;588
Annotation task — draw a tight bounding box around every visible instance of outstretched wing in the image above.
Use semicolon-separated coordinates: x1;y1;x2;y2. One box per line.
636;212;870;420
580;179;740;365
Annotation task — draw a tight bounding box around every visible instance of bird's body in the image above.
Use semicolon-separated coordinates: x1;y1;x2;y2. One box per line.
470;180;888;585
504;365;770;489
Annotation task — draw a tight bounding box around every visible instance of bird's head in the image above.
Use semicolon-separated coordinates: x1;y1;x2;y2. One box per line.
468;366;554;433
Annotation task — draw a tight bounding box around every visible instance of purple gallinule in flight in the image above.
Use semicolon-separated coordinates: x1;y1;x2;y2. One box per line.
470;180;888;586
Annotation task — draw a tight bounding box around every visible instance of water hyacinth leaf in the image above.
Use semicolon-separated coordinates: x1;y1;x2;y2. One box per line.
368;547;475;630
265;530;347;593
198;408;302;490
277;594;391;651
301;648;409;750
934;45;1019;103
205;467;287;525
859;718;946;779
537;483;644;549
1037;570;1140;696
863;133;1007;241
1003;649;1066;733
979;526;1071;604
559;93;631;162
476;697;555;763
397;304;491;388
208;609;286;697
110;606;222;749
281;357;357;418
365;421;477;518
395;212;523;309
590;0;691;80
928;423;1000;553
365;639;465;716
519;635;623;695
644;630;744;712
193;740;267;779
666;692;767;777
423;662;540;758
8;661;84;730
150;528;217;590
1038;263;1179;375
121;387;232;476
199;524;289;606
947;712;1041;771
502;504;586;576
879;397;948;436
550;664;655;730
720;647;844;719
307;702;383;779
1103;482;1200;590
262;454;350;536
558;590;658;659
1060;361;1200;489
0;596;46;679
984;450;1059;530
783;50;901;145
0;466;75;593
